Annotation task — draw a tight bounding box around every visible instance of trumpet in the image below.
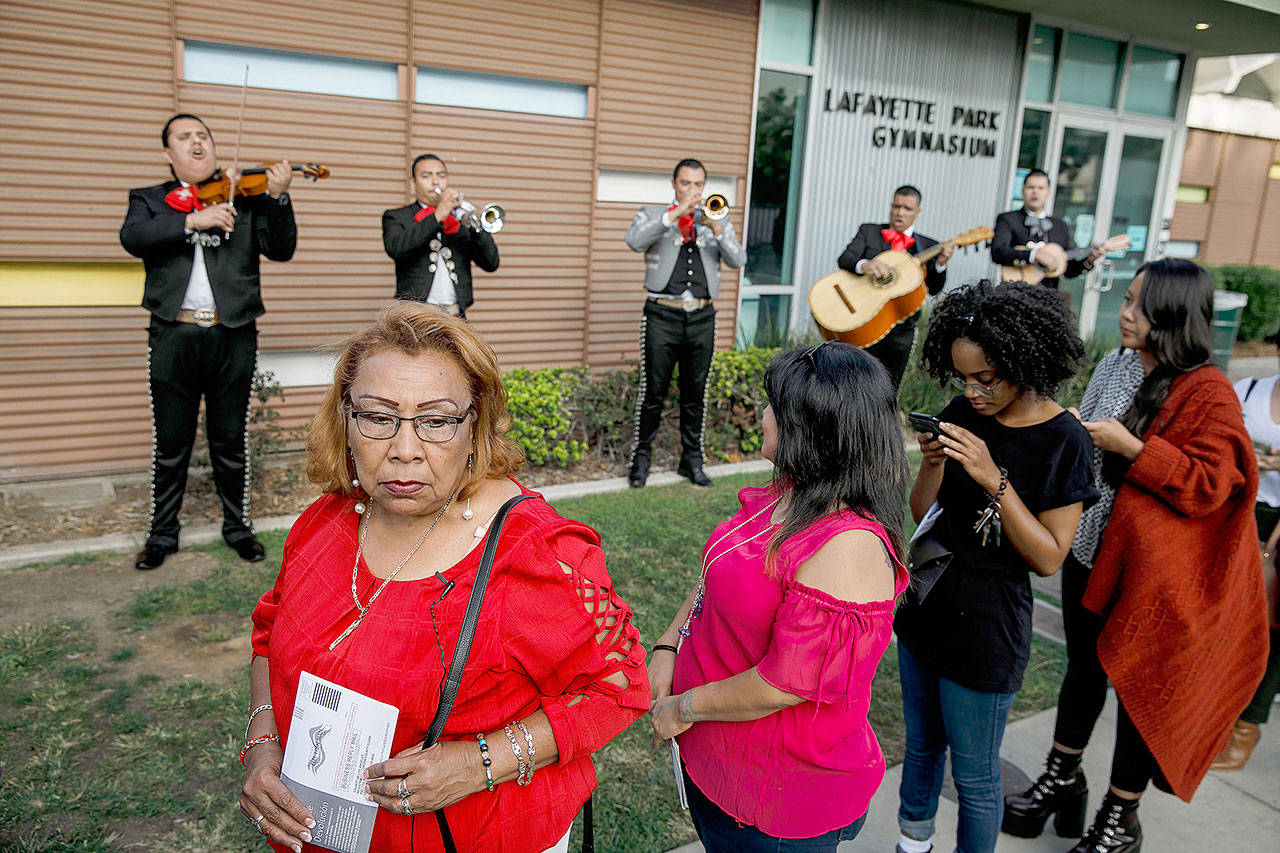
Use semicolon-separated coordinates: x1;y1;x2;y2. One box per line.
699;193;729;221
456;195;505;233
433;187;506;233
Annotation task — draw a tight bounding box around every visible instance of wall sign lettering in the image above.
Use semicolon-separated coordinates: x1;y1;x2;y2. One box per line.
822;88;1000;158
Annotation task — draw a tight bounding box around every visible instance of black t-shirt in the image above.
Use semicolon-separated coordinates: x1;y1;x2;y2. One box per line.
894;396;1098;693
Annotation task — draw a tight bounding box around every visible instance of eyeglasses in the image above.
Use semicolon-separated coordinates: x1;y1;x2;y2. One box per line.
349;410;470;443
950;376;1005;399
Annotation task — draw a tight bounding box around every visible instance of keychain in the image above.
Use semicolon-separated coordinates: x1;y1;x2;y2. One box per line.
974;467;1008;547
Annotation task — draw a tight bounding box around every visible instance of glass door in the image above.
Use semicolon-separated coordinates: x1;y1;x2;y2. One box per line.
1049;122;1111;328
1091;134;1166;338
1045;116;1170;340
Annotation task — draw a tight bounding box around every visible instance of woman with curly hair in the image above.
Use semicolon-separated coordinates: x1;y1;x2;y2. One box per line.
894;281;1098;853
1005;259;1268;853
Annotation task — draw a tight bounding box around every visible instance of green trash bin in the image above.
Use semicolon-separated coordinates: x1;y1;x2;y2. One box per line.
1211;290;1249;369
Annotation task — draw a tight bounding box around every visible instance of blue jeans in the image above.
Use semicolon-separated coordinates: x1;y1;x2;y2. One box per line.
897;642;1015;853
685;768;866;852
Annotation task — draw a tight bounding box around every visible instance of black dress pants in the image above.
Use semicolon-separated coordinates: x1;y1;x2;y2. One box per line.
632;300;715;466
865;313;918;391
146;318;257;550
1053;552;1159;793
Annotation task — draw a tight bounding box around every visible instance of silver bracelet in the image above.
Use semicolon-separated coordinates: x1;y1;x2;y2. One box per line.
243;704;273;742
514;720;536;785
503;724;529;786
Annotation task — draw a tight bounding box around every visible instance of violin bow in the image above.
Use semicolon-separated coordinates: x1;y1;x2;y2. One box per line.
223;65;250;232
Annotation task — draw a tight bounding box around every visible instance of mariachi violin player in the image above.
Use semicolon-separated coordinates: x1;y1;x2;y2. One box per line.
119;113;320;572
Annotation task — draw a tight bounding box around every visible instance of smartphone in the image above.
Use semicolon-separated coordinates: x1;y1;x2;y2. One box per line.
908;412;943;437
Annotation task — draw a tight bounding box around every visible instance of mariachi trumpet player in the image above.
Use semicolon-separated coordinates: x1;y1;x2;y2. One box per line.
624;157;744;489
383;152;500;318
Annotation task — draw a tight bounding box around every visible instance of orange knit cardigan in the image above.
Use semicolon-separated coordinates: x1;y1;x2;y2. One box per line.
1083;365;1269;801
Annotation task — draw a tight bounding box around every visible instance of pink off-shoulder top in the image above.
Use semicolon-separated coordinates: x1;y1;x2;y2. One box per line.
672;486;907;838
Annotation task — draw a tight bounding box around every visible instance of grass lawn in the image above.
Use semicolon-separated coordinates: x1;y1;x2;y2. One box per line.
0;471;1066;852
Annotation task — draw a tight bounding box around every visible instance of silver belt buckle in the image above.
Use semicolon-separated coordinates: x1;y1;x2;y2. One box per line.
681;294;699;312
192;307;217;328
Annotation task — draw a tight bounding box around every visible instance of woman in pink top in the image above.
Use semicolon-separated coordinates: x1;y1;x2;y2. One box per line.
649;341;910;851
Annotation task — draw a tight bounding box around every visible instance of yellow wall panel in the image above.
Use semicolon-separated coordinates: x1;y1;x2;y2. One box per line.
0;262;144;307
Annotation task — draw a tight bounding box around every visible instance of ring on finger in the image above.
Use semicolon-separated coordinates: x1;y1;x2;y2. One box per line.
252;814;266;834
397;777;410;799
401;794;414;816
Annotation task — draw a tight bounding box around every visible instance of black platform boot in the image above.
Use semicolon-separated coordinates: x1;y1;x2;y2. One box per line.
1003;749;1088;838
1067;791;1142;853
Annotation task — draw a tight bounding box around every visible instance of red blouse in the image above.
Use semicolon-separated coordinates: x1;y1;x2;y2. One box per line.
251;485;649;852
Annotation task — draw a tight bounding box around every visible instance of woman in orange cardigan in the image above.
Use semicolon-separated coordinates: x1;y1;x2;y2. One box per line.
1009;259;1268;853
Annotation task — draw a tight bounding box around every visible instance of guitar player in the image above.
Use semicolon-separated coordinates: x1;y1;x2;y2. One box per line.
837;185;953;389
991;168;1105;288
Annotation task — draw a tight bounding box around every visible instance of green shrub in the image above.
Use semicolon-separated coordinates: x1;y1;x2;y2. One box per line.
502;329;1118;470
1206;264;1280;342
503;367;587;467
571;366;639;463
704;347;777;460
501;349;780;468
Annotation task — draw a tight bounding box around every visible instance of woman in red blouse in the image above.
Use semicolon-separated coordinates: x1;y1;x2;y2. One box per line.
237;302;649;852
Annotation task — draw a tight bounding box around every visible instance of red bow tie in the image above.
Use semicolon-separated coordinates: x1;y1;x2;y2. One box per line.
415;205;460;235
881;228;915;252
668;204;696;243
165;186;204;213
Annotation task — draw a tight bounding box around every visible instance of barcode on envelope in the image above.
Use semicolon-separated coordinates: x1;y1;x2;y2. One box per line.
312;682;341;712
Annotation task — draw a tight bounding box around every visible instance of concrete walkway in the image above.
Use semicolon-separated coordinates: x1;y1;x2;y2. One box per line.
669;690;1279;852
0;458;774;570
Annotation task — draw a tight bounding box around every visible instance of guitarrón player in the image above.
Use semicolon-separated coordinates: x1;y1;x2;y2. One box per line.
837;185;953;389
992;169;1104;288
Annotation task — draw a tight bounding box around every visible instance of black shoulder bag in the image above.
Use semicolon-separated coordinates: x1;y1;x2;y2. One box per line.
417;493;594;853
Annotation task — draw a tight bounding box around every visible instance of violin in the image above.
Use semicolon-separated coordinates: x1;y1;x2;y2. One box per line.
196;162;330;206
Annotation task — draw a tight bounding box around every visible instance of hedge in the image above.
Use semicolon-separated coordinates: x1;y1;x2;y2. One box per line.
501;337;1113;469
502;348;780;468
1206;264;1280;342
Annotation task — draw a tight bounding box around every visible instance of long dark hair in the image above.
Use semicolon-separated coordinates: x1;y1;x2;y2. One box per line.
764;342;908;573
1104;259;1214;479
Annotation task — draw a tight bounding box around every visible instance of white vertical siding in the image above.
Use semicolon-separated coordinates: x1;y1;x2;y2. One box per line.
794;0;1024;298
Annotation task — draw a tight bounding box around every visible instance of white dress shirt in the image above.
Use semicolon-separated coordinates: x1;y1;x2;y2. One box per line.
421;202;458;306
179;181;216;311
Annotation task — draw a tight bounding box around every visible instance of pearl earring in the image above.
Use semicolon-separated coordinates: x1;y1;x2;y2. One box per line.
462;453;474;520
350;450;365;514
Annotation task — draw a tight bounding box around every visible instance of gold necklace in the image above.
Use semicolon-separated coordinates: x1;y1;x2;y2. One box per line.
679;497;781;638
329;495;454;650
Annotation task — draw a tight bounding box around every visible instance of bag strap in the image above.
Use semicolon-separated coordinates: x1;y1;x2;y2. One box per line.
423;493;532;853
424;492;533;749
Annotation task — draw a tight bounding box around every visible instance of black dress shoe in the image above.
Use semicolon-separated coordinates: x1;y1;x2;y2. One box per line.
134;544;174;571
231;537;266;562
677;462;713;487
628;457;650;488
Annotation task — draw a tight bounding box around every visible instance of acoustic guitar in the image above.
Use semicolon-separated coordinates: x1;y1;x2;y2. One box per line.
1000;234;1131;284
808;226;994;348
